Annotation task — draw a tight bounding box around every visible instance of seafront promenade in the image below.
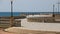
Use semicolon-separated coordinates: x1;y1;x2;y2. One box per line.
0;14;60;34
0;14;60;28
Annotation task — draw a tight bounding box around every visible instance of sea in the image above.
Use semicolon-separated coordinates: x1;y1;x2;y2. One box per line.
0;12;60;16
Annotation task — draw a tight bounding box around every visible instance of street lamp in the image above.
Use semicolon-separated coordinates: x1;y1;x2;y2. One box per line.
57;0;60;14
53;4;55;17
10;0;14;27
11;0;13;17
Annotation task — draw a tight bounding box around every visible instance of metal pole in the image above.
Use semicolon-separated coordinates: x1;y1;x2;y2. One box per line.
10;0;14;27
53;4;55;17
11;0;13;17
58;0;60;14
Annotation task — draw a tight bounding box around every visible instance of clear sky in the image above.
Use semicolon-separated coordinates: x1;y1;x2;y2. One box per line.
0;0;58;12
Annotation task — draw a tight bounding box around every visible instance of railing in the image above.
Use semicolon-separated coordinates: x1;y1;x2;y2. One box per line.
0;18;21;28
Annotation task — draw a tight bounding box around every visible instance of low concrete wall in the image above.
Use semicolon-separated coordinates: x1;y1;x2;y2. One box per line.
21;19;60;32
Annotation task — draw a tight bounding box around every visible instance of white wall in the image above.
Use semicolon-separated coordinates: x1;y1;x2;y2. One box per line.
21;18;60;32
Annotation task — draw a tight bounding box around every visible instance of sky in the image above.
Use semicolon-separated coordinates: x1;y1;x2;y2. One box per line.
0;0;59;12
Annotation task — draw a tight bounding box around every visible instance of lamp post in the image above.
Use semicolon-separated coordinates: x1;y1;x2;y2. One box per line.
53;4;55;17
10;0;14;27
58;0;60;14
11;0;13;17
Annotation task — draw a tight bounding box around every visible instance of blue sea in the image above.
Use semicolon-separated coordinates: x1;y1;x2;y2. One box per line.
0;12;60;16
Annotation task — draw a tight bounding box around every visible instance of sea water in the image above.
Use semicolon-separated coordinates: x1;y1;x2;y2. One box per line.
0;12;59;16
